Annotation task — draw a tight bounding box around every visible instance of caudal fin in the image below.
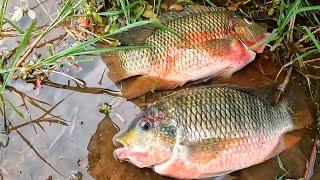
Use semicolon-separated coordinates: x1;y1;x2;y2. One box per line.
282;84;314;130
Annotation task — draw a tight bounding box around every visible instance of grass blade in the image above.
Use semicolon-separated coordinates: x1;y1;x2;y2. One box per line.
119;0;130;25
0;21;36;94
70;45;150;56
204;0;217;7
0;0;8;36
302;26;320;52
3;18;24;34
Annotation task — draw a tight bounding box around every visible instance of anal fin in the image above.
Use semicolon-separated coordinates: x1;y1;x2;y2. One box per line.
103;52;131;83
121;76;181;99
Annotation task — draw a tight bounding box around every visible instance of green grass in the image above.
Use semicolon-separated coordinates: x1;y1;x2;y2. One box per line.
0;0;8;36
0;21;36;94
0;0;180;91
248;0;320;101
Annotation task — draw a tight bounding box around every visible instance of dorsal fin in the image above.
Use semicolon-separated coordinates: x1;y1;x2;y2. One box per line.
109;24;157;45
159;6;223;23
222;84;278;105
109;6;224;45
250;84;278;104
240;84;278;105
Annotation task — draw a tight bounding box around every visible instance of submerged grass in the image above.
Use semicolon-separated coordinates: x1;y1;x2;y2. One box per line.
0;21;36;94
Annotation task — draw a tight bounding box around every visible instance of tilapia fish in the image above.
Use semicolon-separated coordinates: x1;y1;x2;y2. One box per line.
105;6;269;99
113;85;311;179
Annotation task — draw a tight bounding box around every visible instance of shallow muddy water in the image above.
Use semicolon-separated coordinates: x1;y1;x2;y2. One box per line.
0;0;319;180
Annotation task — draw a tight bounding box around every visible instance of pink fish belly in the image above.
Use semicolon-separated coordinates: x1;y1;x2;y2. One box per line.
153;133;285;179
162;40;256;84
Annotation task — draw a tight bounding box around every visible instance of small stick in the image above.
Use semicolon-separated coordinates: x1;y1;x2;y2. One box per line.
276;66;293;103
304;136;318;180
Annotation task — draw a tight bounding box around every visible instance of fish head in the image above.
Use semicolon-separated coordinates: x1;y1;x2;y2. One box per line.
113;104;176;168
233;16;269;53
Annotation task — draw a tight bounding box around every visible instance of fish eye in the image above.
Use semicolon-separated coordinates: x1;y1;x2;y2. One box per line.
244;17;253;24
139;119;152;131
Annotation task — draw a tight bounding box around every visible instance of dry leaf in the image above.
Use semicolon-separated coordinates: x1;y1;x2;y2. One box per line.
143;9;157;18
169;4;184;11
227;2;239;12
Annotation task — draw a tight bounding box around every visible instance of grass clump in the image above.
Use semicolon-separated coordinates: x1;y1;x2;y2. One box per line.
234;0;320;103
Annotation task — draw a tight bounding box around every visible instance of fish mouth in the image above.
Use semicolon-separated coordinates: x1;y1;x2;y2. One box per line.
113;147;154;168
252;32;270;53
114;136;129;148
113;147;129;161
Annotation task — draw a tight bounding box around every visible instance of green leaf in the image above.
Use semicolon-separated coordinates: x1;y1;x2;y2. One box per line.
70;45;150;56
92;12;103;23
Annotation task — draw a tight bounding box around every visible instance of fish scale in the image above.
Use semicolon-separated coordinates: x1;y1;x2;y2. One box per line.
113;85;313;178
106;6;269;99
156;86;293;143
118;9;233;75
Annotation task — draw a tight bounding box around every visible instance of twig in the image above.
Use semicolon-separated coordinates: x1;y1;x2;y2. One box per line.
276;66;292;103
42;79;123;97
304;136;318;180
12;123;65;177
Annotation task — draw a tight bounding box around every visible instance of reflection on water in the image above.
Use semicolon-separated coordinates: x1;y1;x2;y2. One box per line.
0;0;319;180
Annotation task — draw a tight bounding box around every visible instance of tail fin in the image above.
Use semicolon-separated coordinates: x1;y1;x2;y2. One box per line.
282;84;314;130
102;52;131;83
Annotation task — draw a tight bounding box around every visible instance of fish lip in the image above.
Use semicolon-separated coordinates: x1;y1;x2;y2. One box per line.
252;32;270;53
113;147;129;162
113;147;153;168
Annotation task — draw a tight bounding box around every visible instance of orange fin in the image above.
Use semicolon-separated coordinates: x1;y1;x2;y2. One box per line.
103;52;131;83
265;130;305;161
283;130;305;150
121;76;180;99
283;84;314;130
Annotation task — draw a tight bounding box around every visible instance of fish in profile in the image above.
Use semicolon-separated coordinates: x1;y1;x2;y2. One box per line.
104;6;269;99
113;85;312;179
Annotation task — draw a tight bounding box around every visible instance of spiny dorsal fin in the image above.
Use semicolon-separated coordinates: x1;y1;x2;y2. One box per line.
240;84;278;105
159;6;223;23
110;25;157;45
110;6;224;45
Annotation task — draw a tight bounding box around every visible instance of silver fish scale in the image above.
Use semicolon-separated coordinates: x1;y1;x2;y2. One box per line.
159;86;293;143
119;10;232;74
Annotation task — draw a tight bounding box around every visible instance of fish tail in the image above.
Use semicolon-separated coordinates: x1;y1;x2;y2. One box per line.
282;84;314;130
103;52;131;83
